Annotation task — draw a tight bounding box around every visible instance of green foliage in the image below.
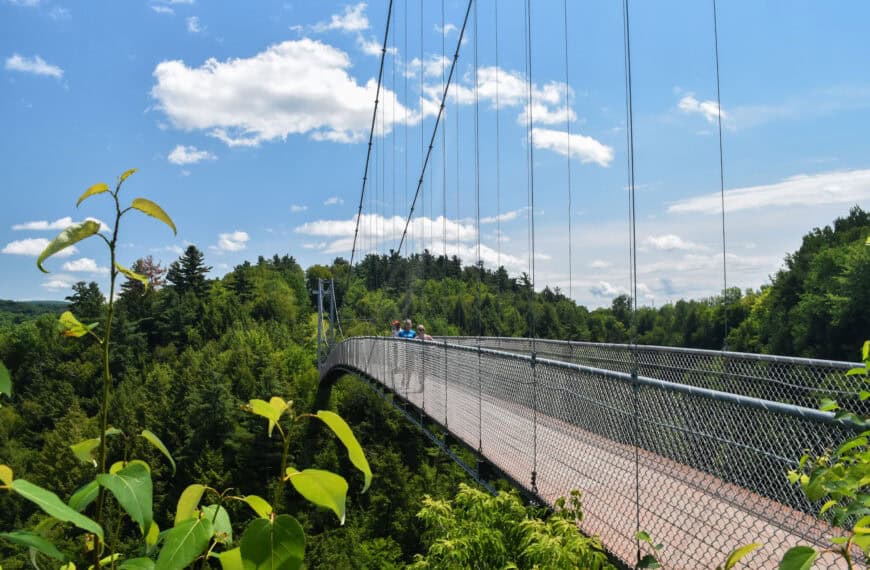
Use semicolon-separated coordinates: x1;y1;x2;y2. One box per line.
410;485;614;569
239;515;305;570
37;220;102;274
96;460;153;535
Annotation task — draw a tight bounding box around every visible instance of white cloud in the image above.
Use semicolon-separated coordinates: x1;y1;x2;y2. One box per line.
2;238;77;257
213;230;249;252
6;0;40;6
480;208;527;225
186;16;201;33
42;277;75;291
291;204;308;213
303;242;327;249
48;6;70;19
151;39;416;147
167;144;216;165
643;234;706;252
589;281;623;298
62;258;107;273
312;3;369;33
589;259;611;269
151;5;174;15
669;169;870;215
323;196;344;206
434;23;457;36
5;54;63;78
678;94;725;124
12;217;73;231
531;127;614;167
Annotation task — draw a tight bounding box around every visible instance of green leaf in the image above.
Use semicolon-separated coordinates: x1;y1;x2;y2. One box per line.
201;505;232;544
0;360;10;401
284;468;348;524
131;198;176;235
58;311;99;339
240;495;272;519
70;438;101;466
175;484;206;526
314;410;372;492
636;530;652;544
119;558;154;570
90;554;122;569
119;169;137;184
778;546;817;570
637;554;660;569
819;499;838;516
37;220;101;273
146;521;159;551
116;262;149;290
76;183;109;207
239;514;305;570
247;399;283;437
0;464;12;486
723;543;762;569
0;531;67;562
855;515;870;534
155;516;213;570
854;533;870;556
268;397;290;438
863;340;869;361
219;548;243;570
140;429;176;475
836;436;867;456
846;367;867;376
11;479;104;541
819;398;839;412
68;480;99;512
96;460;153;535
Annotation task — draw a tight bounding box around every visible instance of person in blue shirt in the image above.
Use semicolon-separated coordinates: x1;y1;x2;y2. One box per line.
397;319;417;339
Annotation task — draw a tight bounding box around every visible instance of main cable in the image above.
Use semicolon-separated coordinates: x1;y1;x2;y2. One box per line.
713;0;729;349
563;0;574;300
397;0;475;255
346;0;395;293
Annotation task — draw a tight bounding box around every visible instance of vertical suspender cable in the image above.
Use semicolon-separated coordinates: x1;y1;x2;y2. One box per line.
494;0;501;272
713;0;729;350
563;0;574;301
441;0;447;264
473;0;483;453
346;0;394;294
397;0;475;256
621;0;642;563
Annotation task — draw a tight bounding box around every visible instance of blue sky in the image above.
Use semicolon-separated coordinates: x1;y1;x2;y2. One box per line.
1;0;869;308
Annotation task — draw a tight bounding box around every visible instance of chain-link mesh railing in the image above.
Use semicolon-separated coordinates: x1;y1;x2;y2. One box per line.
322;336;863;568
445;336;864;411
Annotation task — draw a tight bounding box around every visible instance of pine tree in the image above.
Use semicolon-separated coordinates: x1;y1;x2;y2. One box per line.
166;245;212;297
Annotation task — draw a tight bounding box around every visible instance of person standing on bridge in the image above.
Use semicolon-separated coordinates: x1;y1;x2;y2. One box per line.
397;319;417;339
416;324;433;341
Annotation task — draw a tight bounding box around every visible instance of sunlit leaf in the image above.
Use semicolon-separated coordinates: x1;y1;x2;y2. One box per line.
723;542;762;569
76;183;110;208
239;514;304;570
268;397;290;438
58;312;99;339
175;484;206;526
140;429;176;474
154;517;213;570
119;169;137;184
11;479;104;541
90;553;122;569
68;480;99;512
116;262;149;290
314;410;372;492
819;398;839;412
855;515;870;535
836;436;867;456
0;464;12;486
219;548;243;570
819;499;838;516
37;220;101;273
0;531;67;562
97;460;153;535
778;546;817;570
70;438;101;467
241;495;272;519
201;505;232;544
854;533;870;556
247;399;283;437
119;558;154;570
284;467;347;524
145;521;159;551
131;198;176;235
0;360;10;401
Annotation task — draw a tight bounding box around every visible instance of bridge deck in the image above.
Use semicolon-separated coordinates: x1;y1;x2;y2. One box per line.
323;337;857;569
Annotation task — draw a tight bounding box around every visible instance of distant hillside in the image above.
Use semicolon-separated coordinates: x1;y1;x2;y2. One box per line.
0;299;68;324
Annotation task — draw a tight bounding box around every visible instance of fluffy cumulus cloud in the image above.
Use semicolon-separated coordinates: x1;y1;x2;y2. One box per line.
678;94;725;124
151;39;415;146
4;54;63;78
669;169;870;215
643;234;706;251
62;258;107;273
167;144;216;165
213;231;249;252
12;217;110;233
2;238;76;257
42;276;75;291
312;2;369;33
531;127;614;167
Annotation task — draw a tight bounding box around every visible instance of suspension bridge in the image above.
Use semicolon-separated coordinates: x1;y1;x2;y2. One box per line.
315;0;864;567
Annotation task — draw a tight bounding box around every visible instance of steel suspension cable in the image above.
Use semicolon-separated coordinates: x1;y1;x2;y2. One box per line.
713;0;729;350
441;0;447;263
396;0;475;255
346;0;394;294
494;0;501;272
473;0;483;453
562;0;574;300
